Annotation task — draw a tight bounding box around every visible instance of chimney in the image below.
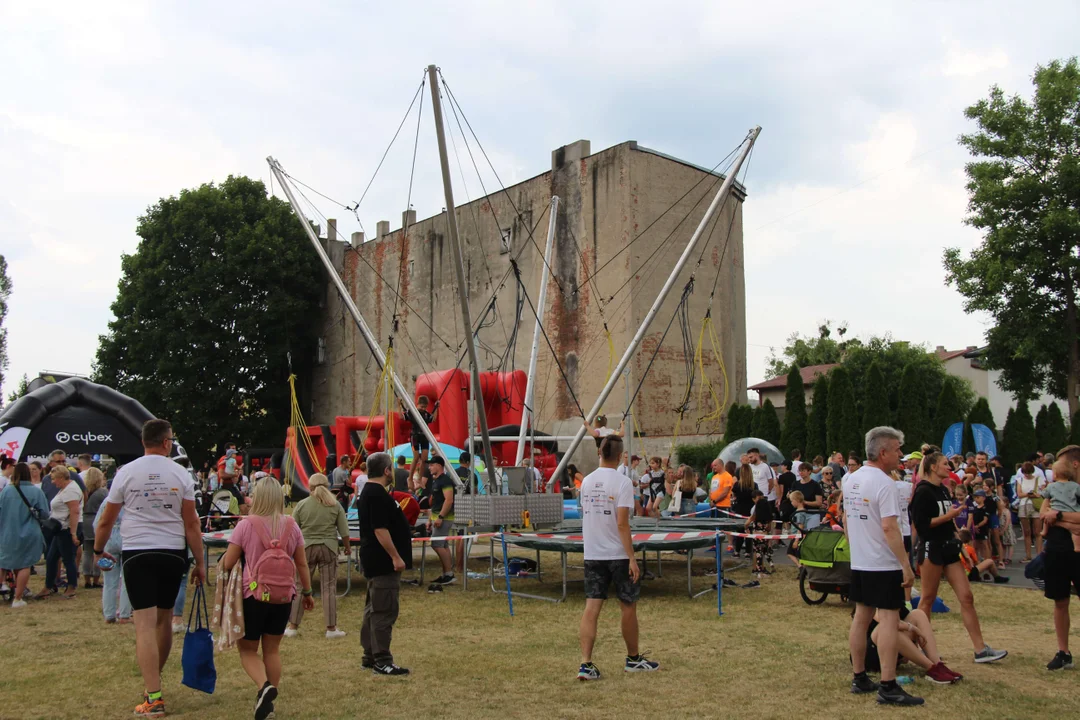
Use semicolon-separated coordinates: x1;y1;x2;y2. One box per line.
967;345;977;351
327;218;337;242
402;208;416;229
350;231;364;248
935;345;946;354
552;139;591;170
376;220;390;238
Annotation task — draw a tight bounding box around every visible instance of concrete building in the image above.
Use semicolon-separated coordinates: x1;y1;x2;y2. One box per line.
309;139;749;467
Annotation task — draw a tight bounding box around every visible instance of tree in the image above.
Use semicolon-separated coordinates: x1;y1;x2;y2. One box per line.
896;363;931;449
724;404;752;445
861;360;891;433
764;321;851;379
933;378;965;443
1071;412;1080;446
1043;403;1069;453
1002;403;1037;467
826;367;859;456
944;58;1080;418
780;365;807;456
93;176;322;466
0;254;10;394
5;373;29;405
964;397;997;454
752;398;782;448
1035;405;1051;451
806;374;829;459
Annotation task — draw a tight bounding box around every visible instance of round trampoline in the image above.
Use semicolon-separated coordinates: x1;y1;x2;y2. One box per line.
493;517;745;602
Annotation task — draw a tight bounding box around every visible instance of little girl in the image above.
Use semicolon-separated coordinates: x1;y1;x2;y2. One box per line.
744;489;775;575
953;484;972;533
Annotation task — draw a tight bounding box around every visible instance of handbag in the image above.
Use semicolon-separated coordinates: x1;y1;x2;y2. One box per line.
181;583;216;694
13;483;46;527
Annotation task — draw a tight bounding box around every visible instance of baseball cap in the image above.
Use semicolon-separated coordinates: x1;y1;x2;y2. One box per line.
902;451;923;462
226;448;237;457
974;489;987;497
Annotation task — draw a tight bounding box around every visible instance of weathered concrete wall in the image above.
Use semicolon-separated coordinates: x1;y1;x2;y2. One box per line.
310;140;747;468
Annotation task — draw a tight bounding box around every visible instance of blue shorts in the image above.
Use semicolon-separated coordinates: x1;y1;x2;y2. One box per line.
989;514;1000;530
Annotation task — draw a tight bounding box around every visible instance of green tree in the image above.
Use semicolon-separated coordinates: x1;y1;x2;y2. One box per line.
826;367;859;455
896;363;931;449
933;378;965;442
1070;412;1080;446
5;373;29;405
1002;403;1037;467
724;404;752;444
780;365;808;456
860;360;891;433
764;321;851;379
964;397;997;454
752;398;782;448
1035;405;1051;451
0;254;10;394
93;176;322;466
806;374;829;459
944;58;1080;418
1043;403;1069;453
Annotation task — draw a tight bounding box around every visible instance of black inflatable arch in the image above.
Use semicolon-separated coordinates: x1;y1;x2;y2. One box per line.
0;378;155;463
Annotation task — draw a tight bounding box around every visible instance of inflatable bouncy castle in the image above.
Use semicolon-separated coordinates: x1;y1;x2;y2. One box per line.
283;368;559;496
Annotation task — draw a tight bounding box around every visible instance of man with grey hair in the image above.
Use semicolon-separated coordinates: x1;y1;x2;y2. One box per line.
355;451;411;676
843;427;922;706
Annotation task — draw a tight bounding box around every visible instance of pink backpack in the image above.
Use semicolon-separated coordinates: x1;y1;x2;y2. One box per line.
248;516;297;604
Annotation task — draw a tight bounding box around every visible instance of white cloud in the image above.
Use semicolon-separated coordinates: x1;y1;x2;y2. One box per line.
1;0;1078;403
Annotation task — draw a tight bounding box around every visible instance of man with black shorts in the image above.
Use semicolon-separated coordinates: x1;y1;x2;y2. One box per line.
577;435;659;681
842;426;922;706
96;419;205;718
1040;445;1080;670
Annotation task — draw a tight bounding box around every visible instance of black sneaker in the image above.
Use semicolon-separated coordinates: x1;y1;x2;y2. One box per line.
624;654;660;672
433;574;456;586
1047;651;1074;671
721;578;738;588
851;674;879;694
577;662;601;681
993;575;1010;584
361;658;374;669
372;662;410;676
876;683;924;706
254;682;277;720
742;580;761;589
427;583;443;593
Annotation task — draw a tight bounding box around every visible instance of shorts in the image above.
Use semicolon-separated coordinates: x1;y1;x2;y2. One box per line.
121;549;189;612
584;559;640;604
989;514;1000;530
430;520;454;549
1018;503;1038;519
923;540;962;567
1043;550;1080;601
411;434;430;451
242;596;291;640
849;569;904;611
975;529;989;541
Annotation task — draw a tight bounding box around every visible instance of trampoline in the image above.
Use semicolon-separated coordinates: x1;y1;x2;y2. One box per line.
492;517;744;603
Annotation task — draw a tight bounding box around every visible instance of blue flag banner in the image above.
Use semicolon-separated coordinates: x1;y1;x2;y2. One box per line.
971;424;998;458
941;423;964;457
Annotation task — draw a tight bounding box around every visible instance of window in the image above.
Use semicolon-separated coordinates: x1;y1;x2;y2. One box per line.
409;260;415;278
500;228;512;254
316;337;326;365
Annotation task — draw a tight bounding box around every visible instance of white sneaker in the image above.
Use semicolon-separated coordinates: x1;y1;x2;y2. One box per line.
284;627;299;638
11;600;27;609
325;629;347;639
172;622;185;634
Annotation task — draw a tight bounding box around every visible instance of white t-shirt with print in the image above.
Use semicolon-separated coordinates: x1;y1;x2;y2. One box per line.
107;454;196;551
581;467;634;561
893;479;913;537
842;465;902;572
50;481;84;530
751;461;775;500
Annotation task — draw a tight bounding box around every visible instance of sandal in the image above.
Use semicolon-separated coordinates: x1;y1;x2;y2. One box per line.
34;589;58;600
61;589;77;599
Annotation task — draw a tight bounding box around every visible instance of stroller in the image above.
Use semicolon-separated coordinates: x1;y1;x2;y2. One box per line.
202;489;241;531
796;527;851;605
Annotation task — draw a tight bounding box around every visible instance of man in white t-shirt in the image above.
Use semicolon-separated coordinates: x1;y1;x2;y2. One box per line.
790;448;804;478
577;435;659;681
95;419;205;718
842;426;922;706
749;448;776;501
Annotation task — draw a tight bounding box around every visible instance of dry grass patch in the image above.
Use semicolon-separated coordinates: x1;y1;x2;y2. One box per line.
1;550;1075;719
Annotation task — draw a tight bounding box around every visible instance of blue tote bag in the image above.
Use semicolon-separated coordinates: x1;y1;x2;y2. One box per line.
181;583;216;694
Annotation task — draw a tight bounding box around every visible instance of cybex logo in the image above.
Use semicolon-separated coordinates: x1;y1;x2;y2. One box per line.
55;431;113;444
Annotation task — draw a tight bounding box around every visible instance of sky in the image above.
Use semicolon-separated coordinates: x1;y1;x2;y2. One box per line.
2;0;1078;401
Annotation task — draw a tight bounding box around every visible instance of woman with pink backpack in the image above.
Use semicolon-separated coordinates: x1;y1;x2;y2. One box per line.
222;477;315;720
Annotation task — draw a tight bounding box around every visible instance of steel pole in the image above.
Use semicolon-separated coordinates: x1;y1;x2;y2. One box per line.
515;195;560;466
551;126;760;482
427;64;498;490
267;157;448;467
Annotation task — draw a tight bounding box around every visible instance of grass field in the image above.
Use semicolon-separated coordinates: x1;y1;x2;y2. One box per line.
2;548;1076;720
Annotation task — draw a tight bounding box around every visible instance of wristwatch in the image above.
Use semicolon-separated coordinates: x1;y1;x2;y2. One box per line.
1058;510;1064;522
93;549;104;556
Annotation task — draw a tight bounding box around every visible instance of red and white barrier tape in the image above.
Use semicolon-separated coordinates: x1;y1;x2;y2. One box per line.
510;530;718;542
724;530;802;540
